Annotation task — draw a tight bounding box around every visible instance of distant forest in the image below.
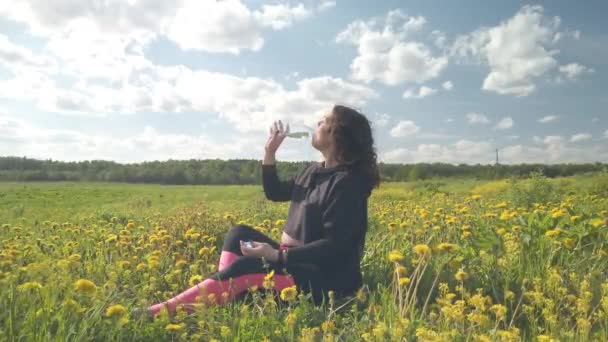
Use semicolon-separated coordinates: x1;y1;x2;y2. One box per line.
0;157;605;185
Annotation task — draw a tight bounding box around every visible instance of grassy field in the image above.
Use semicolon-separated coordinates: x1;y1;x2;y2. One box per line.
1;173;607;341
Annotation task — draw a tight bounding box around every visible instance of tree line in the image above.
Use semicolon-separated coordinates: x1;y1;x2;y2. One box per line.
0;156;605;184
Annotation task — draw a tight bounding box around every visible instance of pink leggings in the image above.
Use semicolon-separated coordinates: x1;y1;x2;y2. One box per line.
149;244;295;315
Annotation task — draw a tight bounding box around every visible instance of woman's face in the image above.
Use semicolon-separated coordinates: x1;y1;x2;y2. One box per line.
312;111;334;153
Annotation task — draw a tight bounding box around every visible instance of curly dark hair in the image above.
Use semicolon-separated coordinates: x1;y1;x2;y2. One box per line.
328;104;381;197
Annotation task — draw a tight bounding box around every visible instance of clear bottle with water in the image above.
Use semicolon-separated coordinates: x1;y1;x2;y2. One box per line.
284;123;315;142
283;122;317;161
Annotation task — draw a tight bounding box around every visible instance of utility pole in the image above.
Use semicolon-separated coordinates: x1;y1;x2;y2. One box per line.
495;149;500;165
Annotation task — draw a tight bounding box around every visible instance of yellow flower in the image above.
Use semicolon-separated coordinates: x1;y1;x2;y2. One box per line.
280;285;298;302
490;304;507;321
220;326;231;338
570;215;581;223
436;243;458;253
471;194;482;200
285;312;298;328
544;228;561;238
165;323;185;331
398;277;410;286
356;288;367;303
263;270;275;289
388;250;404;263
321;320;335;333
590;218;605;228
189;275;203;286
455;269;468;281
495;202;508;209
18;281;43;291
74;279;97;293
105;304;127;318
413;244;431;258
395;265;408;276
68;254;81;262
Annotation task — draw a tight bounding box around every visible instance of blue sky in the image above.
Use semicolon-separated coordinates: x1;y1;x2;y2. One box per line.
0;0;606;164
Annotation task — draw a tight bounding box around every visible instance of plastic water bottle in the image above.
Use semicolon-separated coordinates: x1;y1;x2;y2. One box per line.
285;131;310;139
286;123;314;139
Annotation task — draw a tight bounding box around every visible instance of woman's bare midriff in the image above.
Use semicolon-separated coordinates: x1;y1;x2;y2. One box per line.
281;231;304;247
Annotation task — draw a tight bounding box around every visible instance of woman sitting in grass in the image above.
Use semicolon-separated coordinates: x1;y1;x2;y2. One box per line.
143;104;380;316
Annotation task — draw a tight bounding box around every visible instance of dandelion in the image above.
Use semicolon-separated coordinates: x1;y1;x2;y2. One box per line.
189;275;203;286
280;285;298;302
455;269;468;281
285;312;298;328
105;304;126;318
165;323;185;331
220;326;231;338
398;277;410;286
263;270;275;289
395;265;408;276
590;218;605;228
413;244;431;258
356;287;367;303
74;279;97;294
68;254;81;262
490;304;507;321
436;243;458;253
388;250;404;263
321;320;335;333
544;228;561;238
18;281;43;291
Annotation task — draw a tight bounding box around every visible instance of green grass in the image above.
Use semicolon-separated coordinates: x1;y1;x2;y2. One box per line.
1;175;607;341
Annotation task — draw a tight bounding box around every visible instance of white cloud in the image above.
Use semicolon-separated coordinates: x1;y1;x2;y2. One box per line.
451;5;585;96
403;86;437;99
466;112;490;125
570;133;592;142
317;1;336;11
442;81;453;91
495;117;514;130
538;115;559;123
390;120;420;137
168;1;312;53
0;60;377;130
431;30;447;49
604;129;608;138
445;118;454;123
558;63;593;81
254;3;311;30
0;33;52;70
381;135;608;164
592;117;599;123
0;0;315;55
0;110;273;162
371;113;390;128
380;139;493;164
336;9;448;85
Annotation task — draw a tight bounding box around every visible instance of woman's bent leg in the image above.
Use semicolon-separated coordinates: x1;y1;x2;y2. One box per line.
218;224;280;271
149;256;294;315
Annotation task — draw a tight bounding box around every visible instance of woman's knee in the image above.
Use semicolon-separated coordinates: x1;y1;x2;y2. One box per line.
223;224;255;249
